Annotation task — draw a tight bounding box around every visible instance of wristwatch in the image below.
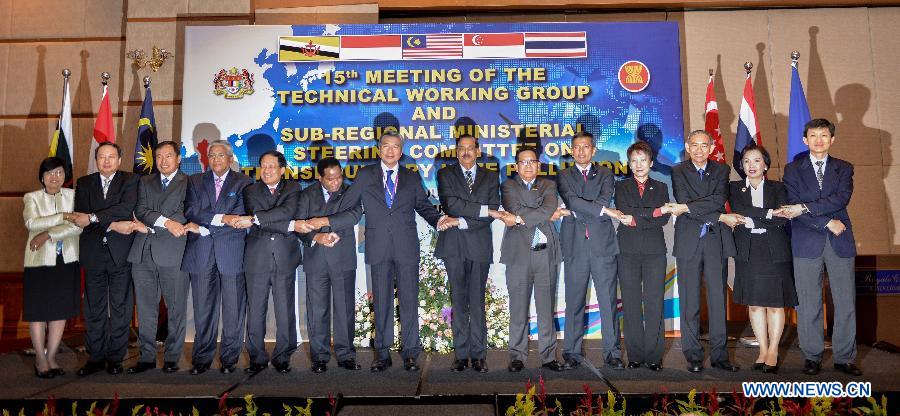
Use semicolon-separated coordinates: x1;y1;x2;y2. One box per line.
800;204;810;215
89;213;99;223
515;215;524;226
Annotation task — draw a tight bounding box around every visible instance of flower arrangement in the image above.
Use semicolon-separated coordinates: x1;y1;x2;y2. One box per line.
353;228;510;352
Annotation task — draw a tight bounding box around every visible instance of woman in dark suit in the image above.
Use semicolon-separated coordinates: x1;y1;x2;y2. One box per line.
22;157;82;378
615;141;672;371
730;144;797;373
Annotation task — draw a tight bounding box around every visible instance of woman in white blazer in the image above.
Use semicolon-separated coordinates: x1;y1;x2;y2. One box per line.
23;157;81;378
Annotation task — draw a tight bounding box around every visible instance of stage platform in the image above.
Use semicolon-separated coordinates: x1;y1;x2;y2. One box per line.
1;337;898;415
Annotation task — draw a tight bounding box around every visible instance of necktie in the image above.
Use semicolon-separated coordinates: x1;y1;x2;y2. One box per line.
697;168;709;238
162;178;169;190
582;169;590;239
324;190;330;204
815;160;825;190
465;170;474;193
698;168;705;181
215;177;223;200
384;170;395;208
270;187;276;195
102;178;111;199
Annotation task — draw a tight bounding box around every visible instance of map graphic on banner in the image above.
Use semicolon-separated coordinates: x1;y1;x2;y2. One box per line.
181;22;685;340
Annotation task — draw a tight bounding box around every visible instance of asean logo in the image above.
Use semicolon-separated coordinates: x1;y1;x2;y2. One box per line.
213;67;255;99
618;60;650;93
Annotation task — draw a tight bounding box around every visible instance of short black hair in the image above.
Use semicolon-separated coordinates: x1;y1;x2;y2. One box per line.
515;147;538;161
803;118;836;137
259;150;287;168
739;143;771;172
38;156;67;186
626;140;654;160
571;131;595;146
95;141;122;159
316;157;342;177
456;133;478;146
154;140;179;155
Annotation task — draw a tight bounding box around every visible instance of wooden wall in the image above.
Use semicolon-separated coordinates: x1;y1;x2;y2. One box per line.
1;0;898;343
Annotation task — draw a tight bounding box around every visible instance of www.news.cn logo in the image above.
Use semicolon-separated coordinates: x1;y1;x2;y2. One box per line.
742;381;872;398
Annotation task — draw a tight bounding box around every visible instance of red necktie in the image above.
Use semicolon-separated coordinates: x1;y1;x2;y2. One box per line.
582;169;589;239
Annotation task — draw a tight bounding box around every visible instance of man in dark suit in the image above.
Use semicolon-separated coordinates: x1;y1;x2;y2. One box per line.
778;118;862;376
330;133;454;372
500;148;566;372
70;142;139;376
126;141;192;374
557;131;624;371
182;139;253;374
669;130;742;373
435;134;501;373
294;157;363;373
233;150;302;374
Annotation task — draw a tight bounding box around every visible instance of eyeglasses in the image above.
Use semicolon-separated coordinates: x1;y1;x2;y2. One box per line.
208;153;230;159
44;170;65;177
517;160;538;166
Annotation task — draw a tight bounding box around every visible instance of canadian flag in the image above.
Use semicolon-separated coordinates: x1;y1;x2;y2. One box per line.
87;84;116;174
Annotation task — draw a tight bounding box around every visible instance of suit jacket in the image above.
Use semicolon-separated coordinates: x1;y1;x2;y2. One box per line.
182;169;253;275
242;180;302;274
74;171;139;269
23;188;82;267
557;164;619;260
614;177;671;255
434;164;500;264
296;183;361;273
336;163;443;265
671;160;735;259
783;155;856;258
728;180;791;263
499;175;561;267
128;171;190;268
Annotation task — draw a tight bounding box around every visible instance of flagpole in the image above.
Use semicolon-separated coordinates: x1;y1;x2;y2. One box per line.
744;61;752;78
144;75;151;89
59;69;71;116
791;50;801;67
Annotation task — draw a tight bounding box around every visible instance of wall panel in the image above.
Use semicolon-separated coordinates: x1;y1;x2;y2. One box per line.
0;197;26;273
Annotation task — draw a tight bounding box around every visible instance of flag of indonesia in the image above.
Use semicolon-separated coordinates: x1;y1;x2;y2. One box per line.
340;35;402;61
733;74;761;177
463;33;524;59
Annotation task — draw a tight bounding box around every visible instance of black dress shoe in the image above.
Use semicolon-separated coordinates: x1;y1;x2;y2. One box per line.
245;363;267;374
646;363;663;372
49;367;66;376
752;362;765;371
563;357;580;370
803;360;821;375
627;361;642;369
311;361;328;373
472;359;488;373
711;360;740;372
34;365;54;379
106;362;124;375
273;362;292;373
508;359;524;372
77;361;105;377
370;358;392;372
542;360;565;372
162;362;179;373
687;361;704;373
404;358;420;372
451;359;468;372
834;363;863;376
606;358;625;370
762;364;779;374
189;363;210;375
127;362;156;374
338;359;361;370
220;364;238;374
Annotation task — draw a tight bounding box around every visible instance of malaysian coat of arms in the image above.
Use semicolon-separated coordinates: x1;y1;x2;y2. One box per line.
213;67;255;99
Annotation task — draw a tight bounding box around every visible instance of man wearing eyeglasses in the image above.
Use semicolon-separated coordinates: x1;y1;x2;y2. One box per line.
499;148;565;372
181;139;253;375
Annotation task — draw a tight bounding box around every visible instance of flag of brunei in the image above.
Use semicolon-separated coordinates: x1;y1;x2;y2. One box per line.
279;36;340;62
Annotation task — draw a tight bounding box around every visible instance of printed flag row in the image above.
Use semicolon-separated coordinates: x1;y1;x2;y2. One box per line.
278;32;588;62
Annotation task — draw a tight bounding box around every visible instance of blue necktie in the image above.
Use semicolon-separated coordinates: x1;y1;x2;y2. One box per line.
384;170;395;208
162;177;169;190
698;168;708;238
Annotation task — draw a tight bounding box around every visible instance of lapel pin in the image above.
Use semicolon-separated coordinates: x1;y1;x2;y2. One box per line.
741;187;747;192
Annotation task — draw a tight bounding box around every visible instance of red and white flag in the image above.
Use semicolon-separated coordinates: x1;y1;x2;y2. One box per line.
87;84;115;175
704;73;726;163
340;35;402;61
463;33;524;59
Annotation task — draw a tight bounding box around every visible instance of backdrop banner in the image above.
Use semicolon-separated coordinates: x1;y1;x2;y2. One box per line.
180;22;685;345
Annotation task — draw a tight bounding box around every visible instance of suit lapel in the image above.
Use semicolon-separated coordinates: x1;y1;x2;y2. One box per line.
822;158;839;195
797;157;819;193
204;171;218;210
468;166;482;195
